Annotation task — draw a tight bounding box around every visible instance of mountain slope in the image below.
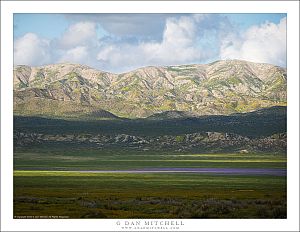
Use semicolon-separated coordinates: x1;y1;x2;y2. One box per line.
13;60;286;118
147;110;199;120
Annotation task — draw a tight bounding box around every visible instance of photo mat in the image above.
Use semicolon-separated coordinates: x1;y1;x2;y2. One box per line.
1;0;298;231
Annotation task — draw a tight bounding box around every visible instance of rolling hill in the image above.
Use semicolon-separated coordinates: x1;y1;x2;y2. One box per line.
13;60;286;118
13;106;287;153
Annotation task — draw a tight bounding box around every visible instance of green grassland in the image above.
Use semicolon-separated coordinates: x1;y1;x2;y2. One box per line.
14;171;286;219
14;145;286;218
14;145;286;171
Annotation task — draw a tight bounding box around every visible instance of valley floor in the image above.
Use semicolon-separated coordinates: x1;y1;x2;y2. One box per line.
14;146;287;219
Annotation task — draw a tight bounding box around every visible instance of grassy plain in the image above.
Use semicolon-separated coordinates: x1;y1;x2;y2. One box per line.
14;144;286;171
14;145;286;218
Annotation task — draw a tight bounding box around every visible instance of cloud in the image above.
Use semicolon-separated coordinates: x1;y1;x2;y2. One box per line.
220;17;286;67
13;14;233;72
13;14;286;73
58;46;89;64
59;21;97;48
96;15;225;72
64;14;187;39
14;33;50;66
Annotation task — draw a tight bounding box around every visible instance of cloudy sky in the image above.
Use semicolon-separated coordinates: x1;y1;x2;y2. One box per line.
14;13;286;73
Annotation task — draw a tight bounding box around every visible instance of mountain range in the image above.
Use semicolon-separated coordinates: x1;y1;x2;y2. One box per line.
13;60;286;118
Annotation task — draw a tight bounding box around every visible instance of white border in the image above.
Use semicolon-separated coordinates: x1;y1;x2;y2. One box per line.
1;1;299;231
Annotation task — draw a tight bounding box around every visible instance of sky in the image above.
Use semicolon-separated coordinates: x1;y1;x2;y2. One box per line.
14;13;286;73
